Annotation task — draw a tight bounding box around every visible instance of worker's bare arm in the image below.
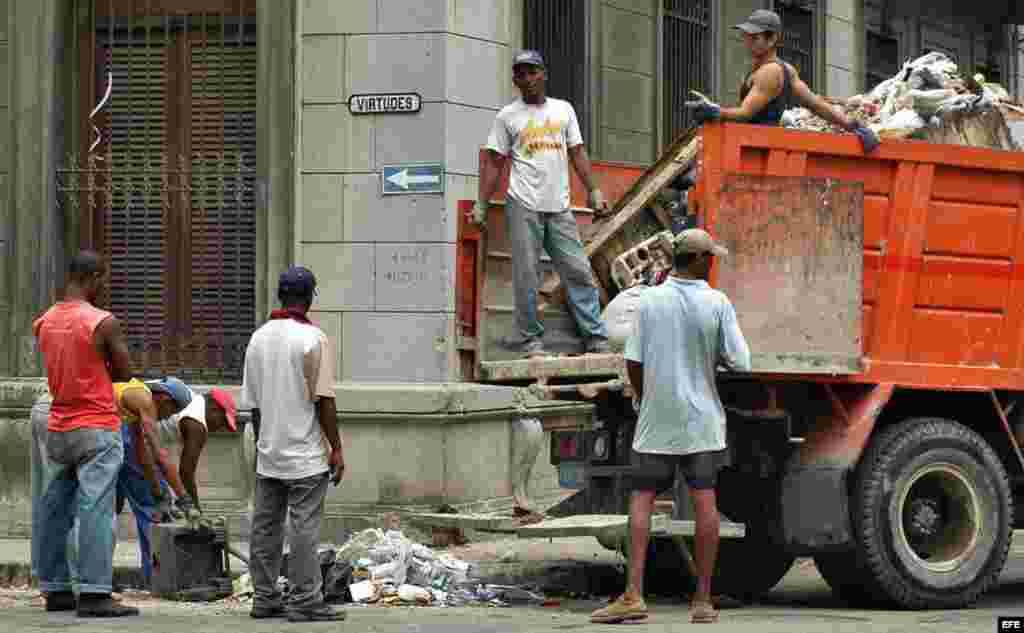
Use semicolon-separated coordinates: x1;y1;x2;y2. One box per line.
477;149;507;206
792;73;854;129
95;315;133;382
120;387;167;497
568;144;597;192
626;360;644;404
719;64;783;121
178;418;207;510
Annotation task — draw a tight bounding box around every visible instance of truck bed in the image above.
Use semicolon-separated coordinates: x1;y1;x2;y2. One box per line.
697;122;1024;391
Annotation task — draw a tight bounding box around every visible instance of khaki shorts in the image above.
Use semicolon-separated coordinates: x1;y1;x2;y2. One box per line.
627;448;730;492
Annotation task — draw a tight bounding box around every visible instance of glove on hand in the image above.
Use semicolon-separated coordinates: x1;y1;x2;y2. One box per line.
174;494;196;516
684;92;721;125
155;494;178;521
467;200;488;226
851;122;880;153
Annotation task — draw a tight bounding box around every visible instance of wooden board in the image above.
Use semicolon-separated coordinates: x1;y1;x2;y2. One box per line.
515;514;746;539
405;513;520;533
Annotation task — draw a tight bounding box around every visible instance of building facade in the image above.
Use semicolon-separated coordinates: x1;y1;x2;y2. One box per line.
0;0;1021;534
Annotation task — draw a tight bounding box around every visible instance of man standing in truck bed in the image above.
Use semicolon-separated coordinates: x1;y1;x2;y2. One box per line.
685;9;879;153
469;49;611;357
590;229;750;625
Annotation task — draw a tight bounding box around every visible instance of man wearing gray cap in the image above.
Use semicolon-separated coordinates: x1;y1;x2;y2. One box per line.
469;49;611;357
685;9;879;153
591;229;750;625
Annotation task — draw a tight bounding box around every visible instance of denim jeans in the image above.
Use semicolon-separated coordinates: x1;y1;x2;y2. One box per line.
505;195;608;341
37;425;123;595
250;473;329;612
116;420;171;584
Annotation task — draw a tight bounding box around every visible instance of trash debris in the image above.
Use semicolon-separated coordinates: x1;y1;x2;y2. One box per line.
781;51;1023;151
228;528;544;609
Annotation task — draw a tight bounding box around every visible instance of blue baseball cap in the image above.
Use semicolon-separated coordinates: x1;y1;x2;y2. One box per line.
278;266;318;297
145;377;193;409
513;49;545;68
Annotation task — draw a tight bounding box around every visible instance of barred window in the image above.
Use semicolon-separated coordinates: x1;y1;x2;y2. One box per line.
66;0;258;382
662;0;712;145
523;0;591;139
773;0;819;90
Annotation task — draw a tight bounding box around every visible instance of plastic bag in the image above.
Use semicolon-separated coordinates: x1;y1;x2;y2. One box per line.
871;109;926;139
601;285;649;351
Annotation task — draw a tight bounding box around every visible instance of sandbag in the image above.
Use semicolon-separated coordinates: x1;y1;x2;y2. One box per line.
601;284;649;351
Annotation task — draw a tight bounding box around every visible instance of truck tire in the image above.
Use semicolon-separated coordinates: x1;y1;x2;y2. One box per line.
852;417;1013;609
813;551;884;606
709;521;795;602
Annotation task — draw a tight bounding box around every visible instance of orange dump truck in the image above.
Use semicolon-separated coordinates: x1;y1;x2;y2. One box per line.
457;121;1024;609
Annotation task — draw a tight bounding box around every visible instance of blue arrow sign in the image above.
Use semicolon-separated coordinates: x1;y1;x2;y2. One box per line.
381;163;445;195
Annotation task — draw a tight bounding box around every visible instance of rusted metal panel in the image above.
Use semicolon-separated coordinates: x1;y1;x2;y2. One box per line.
713;175;864;374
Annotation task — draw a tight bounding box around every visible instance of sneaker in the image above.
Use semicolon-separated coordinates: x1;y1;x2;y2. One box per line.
286;604;347;622
250;604;286;619
522;338;546;357
44;591;76;612
590;594;648;624
76;594;139;617
584;337;611;354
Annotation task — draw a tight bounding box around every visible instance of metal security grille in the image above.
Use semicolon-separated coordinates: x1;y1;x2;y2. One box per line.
523;0;590;138
866;29;900;91
663;0;711;145
62;0;258;383
773;0;818;90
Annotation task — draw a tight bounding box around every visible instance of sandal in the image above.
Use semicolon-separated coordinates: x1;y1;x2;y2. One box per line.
690;600;719;624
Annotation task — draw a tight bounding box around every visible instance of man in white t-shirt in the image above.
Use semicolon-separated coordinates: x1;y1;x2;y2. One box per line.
241;266;345;623
469;49;610;357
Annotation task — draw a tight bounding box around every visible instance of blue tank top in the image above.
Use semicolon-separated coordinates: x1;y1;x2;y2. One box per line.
739;59;794;126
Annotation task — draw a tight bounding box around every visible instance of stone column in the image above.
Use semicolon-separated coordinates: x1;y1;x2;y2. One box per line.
256;0;295;321
7;0;65;376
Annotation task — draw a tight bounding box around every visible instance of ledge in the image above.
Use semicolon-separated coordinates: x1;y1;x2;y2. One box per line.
0;378;594;421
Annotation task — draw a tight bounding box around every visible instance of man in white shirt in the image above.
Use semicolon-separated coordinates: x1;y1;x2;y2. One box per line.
145;379;238;515
241;266;345;622
591;229;751;625
469;49;611;357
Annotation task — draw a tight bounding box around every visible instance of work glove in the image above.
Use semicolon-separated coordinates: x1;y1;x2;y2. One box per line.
174;494;196;517
851;122;880;153
466;200;488;226
154;494;179;522
588;188;610;214
684;91;721;125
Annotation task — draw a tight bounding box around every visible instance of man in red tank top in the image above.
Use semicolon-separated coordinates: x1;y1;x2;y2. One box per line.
31;251;139;617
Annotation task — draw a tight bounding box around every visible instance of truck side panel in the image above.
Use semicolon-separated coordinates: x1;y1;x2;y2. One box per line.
699;122;1024;391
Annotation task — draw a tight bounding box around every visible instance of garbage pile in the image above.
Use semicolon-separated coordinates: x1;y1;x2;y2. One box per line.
781;52;1024;145
230;528;544;608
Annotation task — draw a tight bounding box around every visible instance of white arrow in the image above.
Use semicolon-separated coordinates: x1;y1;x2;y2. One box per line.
386;169;440;190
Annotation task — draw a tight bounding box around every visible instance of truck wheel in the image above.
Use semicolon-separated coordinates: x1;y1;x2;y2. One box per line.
852;417;1013;609
709;522;795;602
813;551;884;606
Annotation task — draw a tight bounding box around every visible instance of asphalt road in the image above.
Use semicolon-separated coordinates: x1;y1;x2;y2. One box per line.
5;544;1024;632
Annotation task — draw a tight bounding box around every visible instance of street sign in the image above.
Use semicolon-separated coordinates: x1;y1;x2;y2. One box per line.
381;163;444;195
348;92;422;115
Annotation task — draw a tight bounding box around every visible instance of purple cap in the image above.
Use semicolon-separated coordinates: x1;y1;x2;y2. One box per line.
512;49;545;68
278;266;318;297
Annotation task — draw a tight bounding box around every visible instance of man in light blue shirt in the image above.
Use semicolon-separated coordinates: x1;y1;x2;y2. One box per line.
591;229;750;625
